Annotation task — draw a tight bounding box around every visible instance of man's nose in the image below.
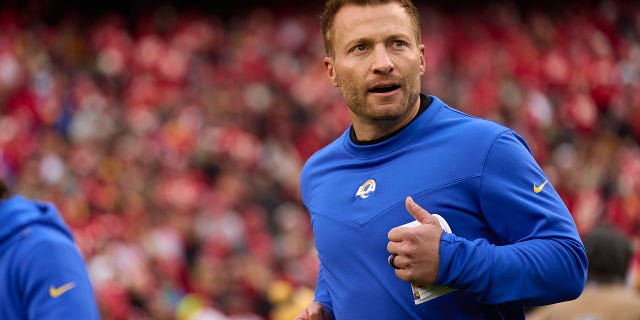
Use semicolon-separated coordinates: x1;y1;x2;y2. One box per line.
371;46;394;74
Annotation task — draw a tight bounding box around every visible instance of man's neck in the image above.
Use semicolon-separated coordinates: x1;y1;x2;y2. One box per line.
350;95;431;145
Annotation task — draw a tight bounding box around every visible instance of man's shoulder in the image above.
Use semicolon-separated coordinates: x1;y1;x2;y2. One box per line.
589;285;640;304
302;132;348;169
298;130;352;200
543;285;640;318
428;100;512;148
436;102;508;133
6;224;76;257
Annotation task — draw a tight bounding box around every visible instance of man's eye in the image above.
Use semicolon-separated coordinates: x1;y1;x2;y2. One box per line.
354;44;367;52
393;40;406;47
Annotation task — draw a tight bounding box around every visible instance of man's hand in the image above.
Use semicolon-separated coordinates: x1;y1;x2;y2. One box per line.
387;196;443;287
294;302;334;320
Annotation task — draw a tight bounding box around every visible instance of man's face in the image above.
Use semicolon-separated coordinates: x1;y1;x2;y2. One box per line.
324;2;425;124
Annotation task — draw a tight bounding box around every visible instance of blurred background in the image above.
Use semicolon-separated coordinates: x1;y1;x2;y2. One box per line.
0;0;639;319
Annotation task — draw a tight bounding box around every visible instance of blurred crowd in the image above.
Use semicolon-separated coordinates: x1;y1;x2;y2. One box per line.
0;1;639;319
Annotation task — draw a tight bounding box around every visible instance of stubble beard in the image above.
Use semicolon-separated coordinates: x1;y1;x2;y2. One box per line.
338;73;422;122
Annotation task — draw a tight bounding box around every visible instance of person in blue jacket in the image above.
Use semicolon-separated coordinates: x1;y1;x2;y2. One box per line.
0;179;100;319
295;0;588;319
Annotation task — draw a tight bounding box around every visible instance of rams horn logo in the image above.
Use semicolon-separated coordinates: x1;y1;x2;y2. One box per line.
355;179;376;199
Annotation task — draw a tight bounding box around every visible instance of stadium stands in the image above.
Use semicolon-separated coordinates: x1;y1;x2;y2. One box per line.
0;1;639;319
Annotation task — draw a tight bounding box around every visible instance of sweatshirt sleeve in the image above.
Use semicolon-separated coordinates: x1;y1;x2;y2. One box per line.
16;237;100;320
435;130;588;305
313;261;334;315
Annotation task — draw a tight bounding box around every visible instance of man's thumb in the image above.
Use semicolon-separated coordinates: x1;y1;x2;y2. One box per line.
405;196;437;225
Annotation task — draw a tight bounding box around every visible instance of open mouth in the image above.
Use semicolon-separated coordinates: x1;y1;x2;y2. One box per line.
368;84;400;93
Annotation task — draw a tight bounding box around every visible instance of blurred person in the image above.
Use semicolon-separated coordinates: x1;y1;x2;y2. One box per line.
527;223;640;320
0;179;100;319
296;0;587;319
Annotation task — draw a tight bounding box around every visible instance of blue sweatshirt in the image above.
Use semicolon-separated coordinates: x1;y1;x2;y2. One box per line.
300;95;587;319
0;195;100;320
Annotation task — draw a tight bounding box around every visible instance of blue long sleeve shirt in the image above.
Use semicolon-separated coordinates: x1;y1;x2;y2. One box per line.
300;95;587;319
0;195;100;320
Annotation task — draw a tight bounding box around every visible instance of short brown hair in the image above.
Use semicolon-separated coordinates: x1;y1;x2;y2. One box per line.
321;0;421;56
584;224;633;283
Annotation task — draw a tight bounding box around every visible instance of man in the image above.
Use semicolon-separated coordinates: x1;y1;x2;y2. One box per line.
296;0;587;319
0;179;100;319
527;224;640;320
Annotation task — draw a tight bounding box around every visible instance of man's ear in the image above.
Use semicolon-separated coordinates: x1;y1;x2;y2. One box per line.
324;57;339;87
